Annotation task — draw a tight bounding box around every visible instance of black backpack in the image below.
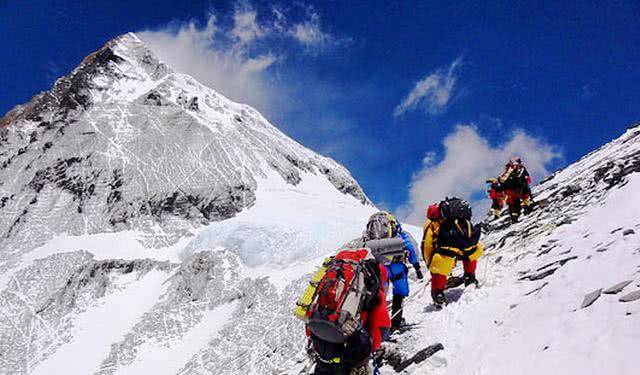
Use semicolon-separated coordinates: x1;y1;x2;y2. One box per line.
439;197;472;221
437;218;482;252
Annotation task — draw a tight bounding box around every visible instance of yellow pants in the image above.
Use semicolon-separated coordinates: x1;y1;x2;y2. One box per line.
429;245;483;276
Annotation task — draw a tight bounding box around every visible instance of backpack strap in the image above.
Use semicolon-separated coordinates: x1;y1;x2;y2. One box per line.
453;219;472;239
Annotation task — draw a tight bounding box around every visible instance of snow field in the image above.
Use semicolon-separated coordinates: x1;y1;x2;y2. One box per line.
386;174;640;375
31;270;169;375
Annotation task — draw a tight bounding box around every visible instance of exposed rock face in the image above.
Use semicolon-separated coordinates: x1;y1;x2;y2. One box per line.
0;33;370;272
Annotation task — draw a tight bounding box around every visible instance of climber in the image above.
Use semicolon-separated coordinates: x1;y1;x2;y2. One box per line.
362;212;423;331
421;198;483;306
303;248;391;375
499;157;533;223
486;178;506;219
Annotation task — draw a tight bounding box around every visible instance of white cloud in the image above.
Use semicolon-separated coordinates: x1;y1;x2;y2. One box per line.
230;7;264;45
398;124;562;224
394;57;462;117
290;9;330;47
137;3;336;117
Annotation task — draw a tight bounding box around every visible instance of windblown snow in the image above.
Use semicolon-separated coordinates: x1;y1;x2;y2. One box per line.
1;31;639;375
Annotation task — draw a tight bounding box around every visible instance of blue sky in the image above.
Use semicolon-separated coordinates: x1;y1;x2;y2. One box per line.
2;1;639;222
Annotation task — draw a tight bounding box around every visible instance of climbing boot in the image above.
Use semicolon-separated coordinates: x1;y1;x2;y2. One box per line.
432;290;447;306
463;273;478;287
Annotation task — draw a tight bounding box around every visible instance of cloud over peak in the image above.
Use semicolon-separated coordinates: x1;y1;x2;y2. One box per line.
398;124;562;224
394;57;462;117
137;3;337;116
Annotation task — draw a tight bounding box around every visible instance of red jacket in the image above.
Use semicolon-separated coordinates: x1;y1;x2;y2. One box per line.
489;188;505;200
361;264;391;350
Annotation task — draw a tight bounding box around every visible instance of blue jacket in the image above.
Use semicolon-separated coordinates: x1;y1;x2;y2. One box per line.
385;229;419;297
399;231;419;265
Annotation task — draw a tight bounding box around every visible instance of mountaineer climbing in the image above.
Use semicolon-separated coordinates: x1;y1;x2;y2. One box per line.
361;212;423;331
486;177;506;219
421;198;483;306
294;248;391;375
498;157;533;223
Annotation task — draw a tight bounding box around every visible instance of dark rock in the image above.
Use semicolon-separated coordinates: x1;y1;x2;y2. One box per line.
581;289;602;309
619;290;640;303
520;268;558;281
611;227;623;234
525;282;549;296
560;184;581;198
537;245;558;257
603;280;633;295
623;229;635;236
144;91;165;106
187;97;199;111
536;198;550;209
537;256;578;272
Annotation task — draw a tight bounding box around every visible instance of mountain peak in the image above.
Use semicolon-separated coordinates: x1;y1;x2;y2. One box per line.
0;32;171;129
0;33;370;271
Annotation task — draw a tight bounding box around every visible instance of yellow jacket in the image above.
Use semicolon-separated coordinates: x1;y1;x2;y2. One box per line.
421;219;483;276
421;219;440;266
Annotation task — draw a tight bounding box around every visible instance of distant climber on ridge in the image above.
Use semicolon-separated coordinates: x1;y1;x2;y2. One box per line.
360;212;423;331
294;248;391;374
421;198;483;306
486;177;506;219
498;157;533;223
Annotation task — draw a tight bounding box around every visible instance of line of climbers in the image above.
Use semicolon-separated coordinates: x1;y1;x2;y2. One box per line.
294;157;533;374
294;200;483;374
486;157;533;223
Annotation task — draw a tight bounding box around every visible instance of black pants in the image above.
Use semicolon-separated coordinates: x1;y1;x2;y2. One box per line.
311;329;372;374
313;362;351;375
391;294;404;328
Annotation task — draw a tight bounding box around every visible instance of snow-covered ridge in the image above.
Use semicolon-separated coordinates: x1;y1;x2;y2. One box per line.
0;33;370;271
377;124;640;375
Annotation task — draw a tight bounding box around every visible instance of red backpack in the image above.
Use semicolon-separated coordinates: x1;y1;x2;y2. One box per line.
306;249;381;343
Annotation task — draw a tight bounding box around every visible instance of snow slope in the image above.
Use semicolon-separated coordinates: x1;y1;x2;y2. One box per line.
379;125;640;375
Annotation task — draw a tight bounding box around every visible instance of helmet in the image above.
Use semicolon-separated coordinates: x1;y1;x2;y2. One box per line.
507;157;523;168
427;204;441;220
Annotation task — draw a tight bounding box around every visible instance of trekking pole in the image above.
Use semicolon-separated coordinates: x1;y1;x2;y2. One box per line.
389;279;431;320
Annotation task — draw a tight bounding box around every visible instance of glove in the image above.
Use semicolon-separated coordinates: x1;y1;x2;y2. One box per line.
342;317;360;337
412;263;424;280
